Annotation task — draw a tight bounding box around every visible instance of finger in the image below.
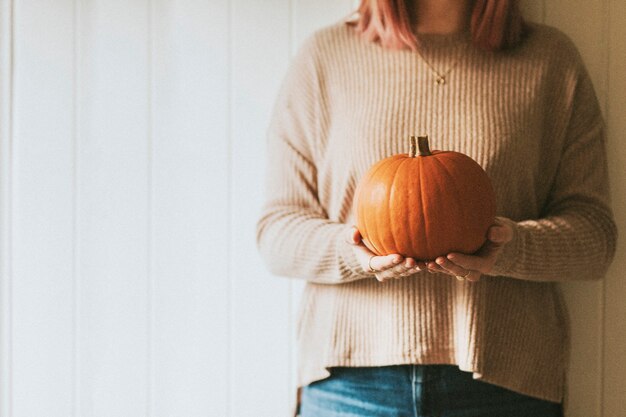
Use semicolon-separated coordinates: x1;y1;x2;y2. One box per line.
369;254;403;272
435;256;471;278
397;262;425;275
346;226;362;245
395;258;418;277
414;260;428;273
377;260;413;278
375;259;417;281
465;270;481;282
399;269;417;277
403;258;417;269
438;257;482;282
426;261;449;275
446;253;486;272
487;224;513;244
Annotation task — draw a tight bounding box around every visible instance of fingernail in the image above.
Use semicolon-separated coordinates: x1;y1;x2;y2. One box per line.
393;256;402;264
447;254;455;261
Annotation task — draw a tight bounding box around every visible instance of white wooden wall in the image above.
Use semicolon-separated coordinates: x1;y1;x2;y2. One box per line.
0;1;623;416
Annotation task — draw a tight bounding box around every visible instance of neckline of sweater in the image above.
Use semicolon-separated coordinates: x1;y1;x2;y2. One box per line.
415;30;472;48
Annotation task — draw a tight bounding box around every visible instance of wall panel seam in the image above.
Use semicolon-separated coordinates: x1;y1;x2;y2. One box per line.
0;0;14;416
147;0;155;416
72;0;81;416
227;1;233;416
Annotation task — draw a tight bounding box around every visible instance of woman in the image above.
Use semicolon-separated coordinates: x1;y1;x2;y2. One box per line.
256;0;617;416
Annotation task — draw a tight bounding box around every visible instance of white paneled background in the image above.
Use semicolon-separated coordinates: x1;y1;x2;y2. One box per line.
0;1;624;416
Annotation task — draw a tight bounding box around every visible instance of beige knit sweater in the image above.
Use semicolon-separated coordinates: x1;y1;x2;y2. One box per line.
256;19;617;408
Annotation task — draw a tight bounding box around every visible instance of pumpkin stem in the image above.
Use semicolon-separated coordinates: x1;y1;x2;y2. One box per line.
417;135;432;156
409;136;417;157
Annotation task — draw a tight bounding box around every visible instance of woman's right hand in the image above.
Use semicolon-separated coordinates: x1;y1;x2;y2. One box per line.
345;226;424;282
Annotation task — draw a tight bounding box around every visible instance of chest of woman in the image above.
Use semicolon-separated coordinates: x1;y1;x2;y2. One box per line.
313;54;563;222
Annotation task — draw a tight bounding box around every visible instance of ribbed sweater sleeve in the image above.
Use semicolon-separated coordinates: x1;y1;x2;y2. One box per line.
256;36;372;284
491;44;618;281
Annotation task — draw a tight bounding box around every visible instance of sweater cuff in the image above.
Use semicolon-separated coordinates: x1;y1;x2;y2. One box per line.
335;228;376;282
489;216;521;276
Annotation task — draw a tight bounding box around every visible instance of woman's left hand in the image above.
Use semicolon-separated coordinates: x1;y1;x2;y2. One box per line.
426;221;514;282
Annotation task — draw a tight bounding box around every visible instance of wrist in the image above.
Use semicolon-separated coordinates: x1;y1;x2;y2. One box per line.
488;216;520;276
336;226;375;281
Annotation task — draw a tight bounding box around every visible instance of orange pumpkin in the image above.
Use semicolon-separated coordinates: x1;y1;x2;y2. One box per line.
353;135;496;260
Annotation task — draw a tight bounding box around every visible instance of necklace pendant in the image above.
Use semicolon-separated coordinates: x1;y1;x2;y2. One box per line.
436;76;446;85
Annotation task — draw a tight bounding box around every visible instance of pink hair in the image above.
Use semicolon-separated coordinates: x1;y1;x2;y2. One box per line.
348;0;526;51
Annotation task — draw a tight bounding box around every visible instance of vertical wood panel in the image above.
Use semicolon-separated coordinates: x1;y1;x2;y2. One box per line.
11;1;75;416
0;0;13;416
604;0;626;415
292;0;355;48
230;1;292;416
77;1;150;415
544;2;607;416
151;0;230;416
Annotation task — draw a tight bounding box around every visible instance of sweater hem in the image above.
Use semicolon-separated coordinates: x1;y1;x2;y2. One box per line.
298;354;563;404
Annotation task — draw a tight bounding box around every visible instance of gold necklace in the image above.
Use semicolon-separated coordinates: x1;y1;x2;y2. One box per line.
414;45;465;85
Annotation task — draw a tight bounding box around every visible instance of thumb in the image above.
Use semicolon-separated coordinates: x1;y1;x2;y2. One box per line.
346;226;362;245
487;224;513;244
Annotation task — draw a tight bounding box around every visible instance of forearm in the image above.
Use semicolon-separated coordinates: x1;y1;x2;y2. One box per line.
256;207;373;284
490;208;617;282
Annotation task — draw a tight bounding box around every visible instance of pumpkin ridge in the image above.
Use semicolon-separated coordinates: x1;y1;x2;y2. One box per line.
431;156;471;253
410;159;424;259
358;158;391;255
382;157;407;255
417;159;434;260
389;157;413;257
368;157;395;256
439;151;495;252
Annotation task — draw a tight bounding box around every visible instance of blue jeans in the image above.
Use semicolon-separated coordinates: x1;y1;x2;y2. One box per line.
300;365;563;417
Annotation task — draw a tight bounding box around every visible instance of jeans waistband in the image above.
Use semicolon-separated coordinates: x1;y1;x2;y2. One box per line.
330;364;463;384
